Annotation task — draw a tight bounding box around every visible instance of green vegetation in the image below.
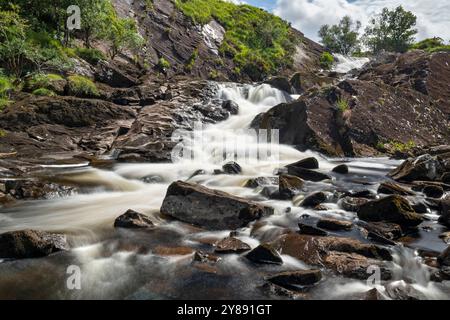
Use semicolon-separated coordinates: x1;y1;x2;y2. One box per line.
185;49;199;72
74;47;106;64
67;75;98;97
175;0;298;80
103;16;144;59
336;98;349;112
377;140;416;153
158;57;171;70
27;73;63;91
364;6;417;53
319;16;361;55
319;52;334;70
0;75;13;109
410;37;450;53
32;88;55;96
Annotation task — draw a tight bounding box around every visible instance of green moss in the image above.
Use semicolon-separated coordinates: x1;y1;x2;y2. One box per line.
320;52;334;70
67;75;99;97
32;88;55;96
175;0;298;80
27;73;63;91
74;47;106;64
391;140;416;152
158;57;171;70
0;75;13;110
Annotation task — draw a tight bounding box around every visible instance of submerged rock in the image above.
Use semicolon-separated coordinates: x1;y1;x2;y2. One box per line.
114;209;154;229
332;164;349;174
298;222;328;236
423;185;444;198
245;243;283;265
244;176;278;189
287;157;319;170
287;166;331;182
0;229;68;259
267;270;322;289
160;181;273;230
222;100;239;115
378;181;413;196
339;196;370;212
357;195;423;227
438;246;450;266
278;174;304;200
301;191;327;207
222;161;242;175
317;218;353;231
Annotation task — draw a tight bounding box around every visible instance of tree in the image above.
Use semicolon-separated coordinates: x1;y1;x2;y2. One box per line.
103;17;144;59
363;6;417;53
318;16;361;55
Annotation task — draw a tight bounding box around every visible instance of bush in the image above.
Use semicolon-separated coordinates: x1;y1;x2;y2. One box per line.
0;75;12;109
158;57;171;70
74;47;106;64
410;38;450;53
336;98;349;112
27;73;63;90
32;88;55;96
67;75;99;97
320;52;334;70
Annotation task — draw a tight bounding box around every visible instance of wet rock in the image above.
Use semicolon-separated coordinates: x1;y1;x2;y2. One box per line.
287;157;319;170
360;221;403;241
348;190;377;199
361;288;386;300
423;185;444;198
298;223;328;236
301;191;327;207
438;246;450;266
439;232;450;244
264;76;293;94
384;282;427;300
244;176;278;189
438;195;450;227
441;172;450;184
286;166;331;182
221;100;239;115
357;195;424;227
222;161;242;175
388;154;443;182
160;181;273;230
0;229;68;259
410;200;429;214
193;251;221;263
245;243;283;265
332;164;349;174
188;169;206;180
378;181;413;196
95;60;139;88
261;186;279;199
214;237;251;254
317;218;353;231
279;174;304;199
339;196;370;212
0;179;75;200
114;209;154;229
153;246;194;256
272;234;392;280
267;270;322;290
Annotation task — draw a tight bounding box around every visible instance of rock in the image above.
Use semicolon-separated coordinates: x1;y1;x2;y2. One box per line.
153;246;194;256
301;191;327;207
278;174;304;199
272;233;392;280
388;154;443;182
410;200;429;214
222;161;242;175
160;181;273;230
438;246;450;266
287;157;319;170
222;100;239;115
423;185;444;198
298;222;328;236
378;182;413;196
0;229;68;259
317;218;353;231
384;282;427;300
439;232;450;244
339;196;370;212
267;270;322;289
261;186;279;199
286;166;331;182
245;243;283;265
114;209;154;229
442;172;450;184
244;176;278;188
361;288;386;300
360;221;403;241
438;195;450;227
264;76;293;94
332;164;349;174
214;237;251;254
193;251;221;263
357;195;424;227
188;169;206;180
95;60;139;88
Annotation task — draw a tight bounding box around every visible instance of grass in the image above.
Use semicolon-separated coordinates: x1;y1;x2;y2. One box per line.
376;140;416;153
67;75;99;97
0;75;13;110
336;98;349;112
27;73;64;91
175;0;298;80
74;47;106;64
158;57;171;70
185;49;198;72
410;37;450;53
32;88;55;96
320;52;334;70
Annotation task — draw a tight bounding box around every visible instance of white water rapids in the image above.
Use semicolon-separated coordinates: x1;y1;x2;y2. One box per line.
0;81;448;299
332;53;370;73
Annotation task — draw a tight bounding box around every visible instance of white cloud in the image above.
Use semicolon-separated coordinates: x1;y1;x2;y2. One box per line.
274;0;450;42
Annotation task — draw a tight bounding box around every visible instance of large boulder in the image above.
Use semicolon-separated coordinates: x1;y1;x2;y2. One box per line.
0;229;69;259
272;233;392;280
388;154;443;182
357;195;424;227
160;181;274;230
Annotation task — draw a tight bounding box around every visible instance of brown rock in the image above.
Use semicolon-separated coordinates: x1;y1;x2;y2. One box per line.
214;237;251;254
317;218;353;231
378;181;413;196
114;209;154;229
267;269;322;289
245;243;283;265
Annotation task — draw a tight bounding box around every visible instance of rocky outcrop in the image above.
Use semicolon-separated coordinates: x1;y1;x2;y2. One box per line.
160;181;274;230
0;229;68;259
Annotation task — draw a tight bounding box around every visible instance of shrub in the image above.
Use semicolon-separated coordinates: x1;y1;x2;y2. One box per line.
158;57;171;70
27;73;63;90
185;49;198;72
336;98;349;112
0;75;12;109
74;47;106;64
67;75;99;97
32;88;55;96
320;52;334;70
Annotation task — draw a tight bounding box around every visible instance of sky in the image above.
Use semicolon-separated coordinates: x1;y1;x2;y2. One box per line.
229;0;450;42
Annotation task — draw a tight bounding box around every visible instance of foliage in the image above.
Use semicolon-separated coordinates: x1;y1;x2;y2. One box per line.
318;16;361;55
175;0;298;80
103;16;144;59
363;6;417;53
319;52;334;70
27;73;63;91
410;37;450;53
0;75;13;109
32;88;55;96
185;49;199;71
158;57;171;70
336;98;349;112
67;75;98;97
74;47;106;64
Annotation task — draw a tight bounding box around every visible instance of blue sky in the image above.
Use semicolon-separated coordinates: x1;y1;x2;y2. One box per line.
234;0;450;42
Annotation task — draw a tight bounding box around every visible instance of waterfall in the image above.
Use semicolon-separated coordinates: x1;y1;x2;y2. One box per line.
333;53;370;73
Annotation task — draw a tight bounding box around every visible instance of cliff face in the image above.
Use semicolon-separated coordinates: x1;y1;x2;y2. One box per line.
112;0;324;82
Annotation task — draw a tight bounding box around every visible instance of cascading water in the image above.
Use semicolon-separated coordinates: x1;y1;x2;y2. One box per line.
333;53;370;73
0;83;447;299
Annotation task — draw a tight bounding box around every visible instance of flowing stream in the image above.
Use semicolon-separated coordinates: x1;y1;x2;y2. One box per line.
0;80;448;299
